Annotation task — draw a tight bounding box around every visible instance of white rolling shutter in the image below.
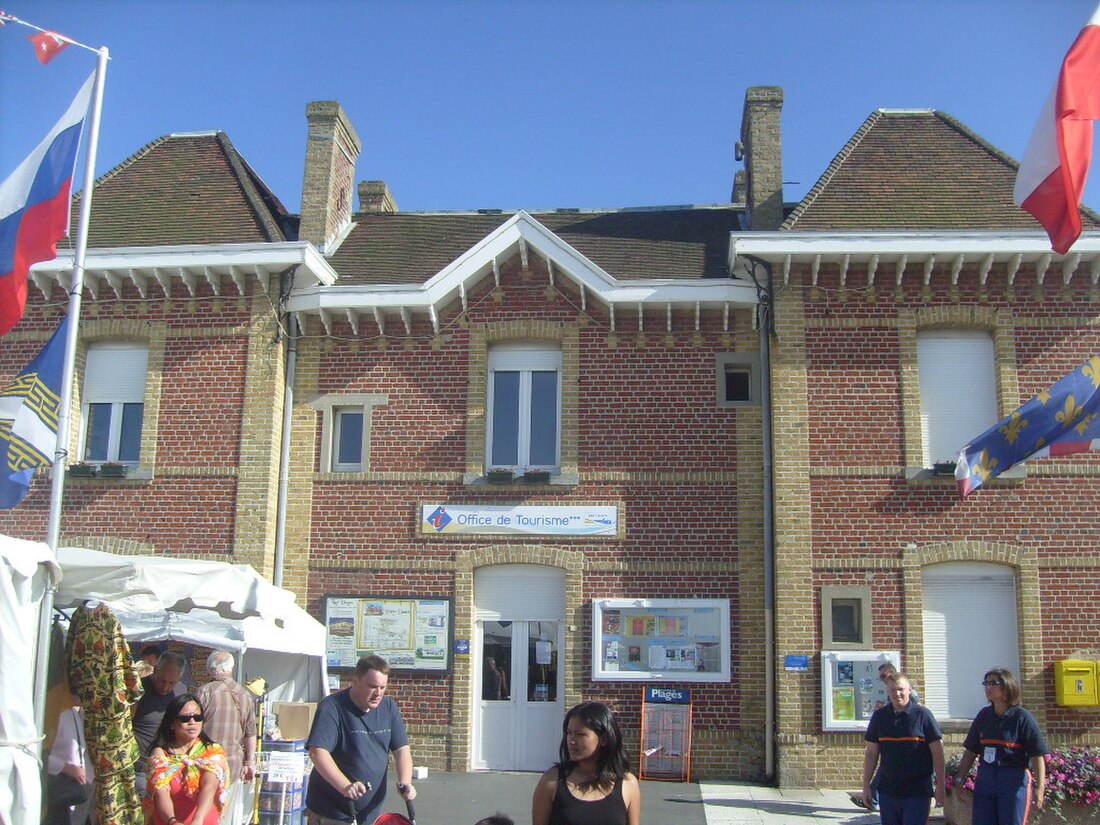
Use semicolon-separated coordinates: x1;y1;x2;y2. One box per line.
84;342;148;402
474;564;565;621
917;330;997;466
922;562;1019;720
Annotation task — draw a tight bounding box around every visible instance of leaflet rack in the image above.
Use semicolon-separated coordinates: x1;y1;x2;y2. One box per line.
638;686;692;782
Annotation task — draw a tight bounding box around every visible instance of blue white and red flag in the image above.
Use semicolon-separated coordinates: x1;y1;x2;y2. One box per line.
0;313;69;507
0;72;94;336
956;355;1100;497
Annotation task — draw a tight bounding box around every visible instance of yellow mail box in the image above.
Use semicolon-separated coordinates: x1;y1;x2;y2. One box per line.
1055;659;1098;706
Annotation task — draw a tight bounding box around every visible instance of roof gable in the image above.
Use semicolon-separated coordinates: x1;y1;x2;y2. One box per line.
64;132;291;249
782;109;1100;232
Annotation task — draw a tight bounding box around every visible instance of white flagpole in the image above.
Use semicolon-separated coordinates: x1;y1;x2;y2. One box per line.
34;44;110;754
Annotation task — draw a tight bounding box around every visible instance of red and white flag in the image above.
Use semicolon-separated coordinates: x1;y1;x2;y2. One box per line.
1015;5;1100;255
28;30;71;64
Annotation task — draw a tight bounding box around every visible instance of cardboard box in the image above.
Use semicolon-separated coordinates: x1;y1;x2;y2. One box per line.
273;702;317;740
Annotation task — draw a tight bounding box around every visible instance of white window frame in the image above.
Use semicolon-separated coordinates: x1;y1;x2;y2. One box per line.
917;329;998;467
80;342;148;464
310;393;388;473
486;344;561;473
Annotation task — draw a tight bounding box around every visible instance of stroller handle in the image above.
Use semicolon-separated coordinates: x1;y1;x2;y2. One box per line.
396;783;416;823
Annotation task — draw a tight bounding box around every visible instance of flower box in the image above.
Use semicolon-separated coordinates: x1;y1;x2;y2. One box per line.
99;463;129;478
946;748;1100;825
486;469;514;484
67;463;98;478
933;461;957;476
522;470;551;484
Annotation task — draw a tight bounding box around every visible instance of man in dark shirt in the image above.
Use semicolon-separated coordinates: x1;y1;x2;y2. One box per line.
132;652;186;793
862;672;945;825
305;654;416;824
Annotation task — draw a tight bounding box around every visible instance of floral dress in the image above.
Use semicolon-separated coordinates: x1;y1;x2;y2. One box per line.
145;740;230;825
65;602;144;825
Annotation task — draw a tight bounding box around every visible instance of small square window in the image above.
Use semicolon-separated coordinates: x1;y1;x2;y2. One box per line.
821;585;872;649
724;365;751;403
716;353;759;408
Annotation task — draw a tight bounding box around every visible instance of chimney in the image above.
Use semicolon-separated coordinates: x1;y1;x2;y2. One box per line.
358;180;398;213
732;170;747;205
738;86;784;231
300;101;362;248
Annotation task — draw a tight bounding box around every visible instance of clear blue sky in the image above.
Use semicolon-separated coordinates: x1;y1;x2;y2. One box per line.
2;0;1099;216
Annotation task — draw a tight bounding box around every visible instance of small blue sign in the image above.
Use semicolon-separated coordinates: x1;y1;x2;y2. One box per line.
785;655;810;672
645;686;691;704
454;639;470;655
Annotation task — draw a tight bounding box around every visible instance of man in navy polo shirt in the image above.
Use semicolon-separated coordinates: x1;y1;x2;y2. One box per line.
862;672;945;825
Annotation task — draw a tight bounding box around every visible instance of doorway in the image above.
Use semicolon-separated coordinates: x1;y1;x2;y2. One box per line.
472;565;565;771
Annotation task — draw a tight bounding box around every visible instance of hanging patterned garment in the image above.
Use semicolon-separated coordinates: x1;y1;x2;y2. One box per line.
66;602;144;825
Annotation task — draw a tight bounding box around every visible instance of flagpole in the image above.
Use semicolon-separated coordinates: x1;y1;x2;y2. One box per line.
34;44;109;754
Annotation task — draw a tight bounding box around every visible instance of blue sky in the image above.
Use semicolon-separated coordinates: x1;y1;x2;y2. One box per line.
2;1;1099;216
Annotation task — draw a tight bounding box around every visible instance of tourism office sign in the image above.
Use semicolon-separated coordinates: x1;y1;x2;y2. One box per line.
420;503;619;537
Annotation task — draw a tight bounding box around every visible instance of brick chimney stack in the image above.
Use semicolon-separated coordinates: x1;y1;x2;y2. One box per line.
300;101;362;249
738;86;784;231
358;180;398;213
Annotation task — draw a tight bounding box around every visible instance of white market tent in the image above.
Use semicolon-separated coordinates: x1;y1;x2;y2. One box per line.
53;546;329;703
0;535;59;825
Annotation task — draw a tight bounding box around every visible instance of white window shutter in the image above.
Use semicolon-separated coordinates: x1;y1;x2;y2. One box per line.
917;331;997;466
474;565;565;621
84;343;148;403
921;562;1019;720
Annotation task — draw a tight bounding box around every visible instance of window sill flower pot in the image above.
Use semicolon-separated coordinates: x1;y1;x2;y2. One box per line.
523;470;551;484
486;470;514;484
67;463;98;478
933;461;957;476
99;463;130;478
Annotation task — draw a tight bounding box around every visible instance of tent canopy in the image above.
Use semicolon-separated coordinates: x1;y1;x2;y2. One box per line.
54;546;327;702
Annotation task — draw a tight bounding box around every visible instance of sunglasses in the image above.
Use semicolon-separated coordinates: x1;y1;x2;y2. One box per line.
176;713;205;723
981;680;1005;687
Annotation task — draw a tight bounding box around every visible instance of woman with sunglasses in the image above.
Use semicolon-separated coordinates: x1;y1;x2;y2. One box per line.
954;668;1049;825
145;693;231;825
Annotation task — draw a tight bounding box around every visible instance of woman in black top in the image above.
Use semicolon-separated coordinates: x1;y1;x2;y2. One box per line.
531;702;641;825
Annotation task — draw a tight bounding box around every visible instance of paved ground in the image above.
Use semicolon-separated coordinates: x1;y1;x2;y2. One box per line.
366;771;945;825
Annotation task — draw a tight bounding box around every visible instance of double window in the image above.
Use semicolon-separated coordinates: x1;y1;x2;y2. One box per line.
81;342;147;463
487;344;561;472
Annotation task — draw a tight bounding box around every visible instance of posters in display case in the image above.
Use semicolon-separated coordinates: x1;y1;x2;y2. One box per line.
592;598;730;683
325;595;453;672
820;650;901;731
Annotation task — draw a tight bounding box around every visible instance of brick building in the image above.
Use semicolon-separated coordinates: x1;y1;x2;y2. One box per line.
4;87;1100;784
732;98;1100;785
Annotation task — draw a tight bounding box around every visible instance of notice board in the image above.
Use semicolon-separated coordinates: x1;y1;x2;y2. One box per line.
591;598;730;683
325;595;452;673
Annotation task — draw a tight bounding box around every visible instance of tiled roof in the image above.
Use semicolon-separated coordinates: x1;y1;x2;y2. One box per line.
327;207;745;285
782;110;1100;232
62;132;292;249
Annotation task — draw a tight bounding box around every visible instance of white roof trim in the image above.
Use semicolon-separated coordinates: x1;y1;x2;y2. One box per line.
728;230;1100;283
287;210;759;320
29;242;337;301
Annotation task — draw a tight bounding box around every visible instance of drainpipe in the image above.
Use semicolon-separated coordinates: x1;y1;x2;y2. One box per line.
273;313;298;588
743;254;776;782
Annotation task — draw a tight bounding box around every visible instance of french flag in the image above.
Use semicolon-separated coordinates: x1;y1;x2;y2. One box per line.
1015;5;1100;255
0;72;94;336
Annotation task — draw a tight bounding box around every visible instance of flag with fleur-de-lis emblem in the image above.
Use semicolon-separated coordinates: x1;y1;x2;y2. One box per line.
956;355;1100;497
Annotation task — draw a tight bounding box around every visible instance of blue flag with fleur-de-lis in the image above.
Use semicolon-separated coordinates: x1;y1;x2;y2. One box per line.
956;355;1100;497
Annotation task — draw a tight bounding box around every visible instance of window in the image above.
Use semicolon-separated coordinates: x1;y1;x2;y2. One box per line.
820;585;872;649
921;562;1019;720
333;407;365;471
716;353;760;407
81;342;147;463
487;345;560;472
310;393;387;473
917;330;997;466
